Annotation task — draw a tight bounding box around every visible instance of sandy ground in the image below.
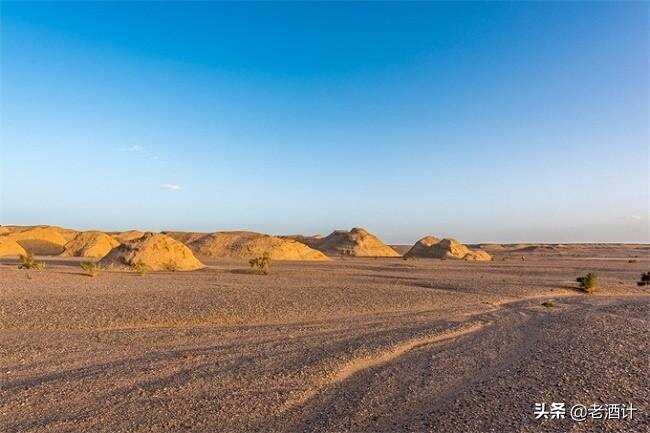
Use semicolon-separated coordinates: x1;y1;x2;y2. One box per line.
1;248;648;432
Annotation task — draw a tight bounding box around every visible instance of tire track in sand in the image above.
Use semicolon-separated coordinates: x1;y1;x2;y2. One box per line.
280;321;488;414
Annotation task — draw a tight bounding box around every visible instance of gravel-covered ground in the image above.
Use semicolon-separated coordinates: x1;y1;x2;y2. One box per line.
1;250;648;432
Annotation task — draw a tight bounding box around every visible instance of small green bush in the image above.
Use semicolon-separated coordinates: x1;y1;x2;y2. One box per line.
249;252;271;275
18;252;46;271
80;262;102;277
576;272;598;293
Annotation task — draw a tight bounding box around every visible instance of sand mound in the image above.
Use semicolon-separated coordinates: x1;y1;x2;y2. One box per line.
309;228;400;257
0;227;15;236
111;230;145;243
4;227;69;255
463;249;493;261
100;233;204;271
0;238;28;257
62;231;120;259
51;227;78;242
282;234;323;249
162;231;209;245
4;225;78;241
405;237;492;261
190;231;329;261
403;235;440;258
0;225;78;241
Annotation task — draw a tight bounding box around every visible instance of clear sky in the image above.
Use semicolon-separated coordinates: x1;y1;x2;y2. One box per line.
1;2;648;244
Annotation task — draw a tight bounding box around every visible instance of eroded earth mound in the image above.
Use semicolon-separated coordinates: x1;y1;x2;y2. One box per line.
100;233;204;271
62;231;120;259
2;227;71;255
111;230;145;243
0;238;28;257
307;227;400;257
162;231;209;245
405;236;492;261
190;231;329;261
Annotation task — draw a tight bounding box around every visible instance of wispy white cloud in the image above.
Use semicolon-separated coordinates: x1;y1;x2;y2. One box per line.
118;144;145;152
161;183;182;191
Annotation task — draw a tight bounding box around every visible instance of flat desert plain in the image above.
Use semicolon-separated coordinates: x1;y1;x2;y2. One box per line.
1;245;648;433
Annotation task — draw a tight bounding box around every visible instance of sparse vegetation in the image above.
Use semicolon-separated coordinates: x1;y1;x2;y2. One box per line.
131;262;150;276
18;252;46;271
541;301;555;308
80;262;102;277
249;252;271;274
576;272;598;293
637;272;650;287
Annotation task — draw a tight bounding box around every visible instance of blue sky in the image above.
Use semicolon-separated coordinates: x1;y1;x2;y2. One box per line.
1;2;648;243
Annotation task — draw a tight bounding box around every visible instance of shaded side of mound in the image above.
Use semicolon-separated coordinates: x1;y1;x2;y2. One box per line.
190;231;329;261
4;227;70;255
389;244;412;255
309;227;400;257
100;233;204;271
405;237;492;261
162;231;209;245
0;238;28;257
513;244;562;252
62;231;120;259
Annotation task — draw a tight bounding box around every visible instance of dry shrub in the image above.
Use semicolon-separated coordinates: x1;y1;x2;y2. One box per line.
249;252;271;275
637;272;650;287
80;262;102;277
18;252;46;271
576;273;598;293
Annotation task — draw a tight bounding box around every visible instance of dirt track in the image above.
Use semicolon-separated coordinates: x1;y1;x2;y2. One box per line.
1;252;648;432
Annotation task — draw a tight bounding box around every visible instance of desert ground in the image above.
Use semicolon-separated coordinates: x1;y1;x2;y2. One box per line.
1;245;648;432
